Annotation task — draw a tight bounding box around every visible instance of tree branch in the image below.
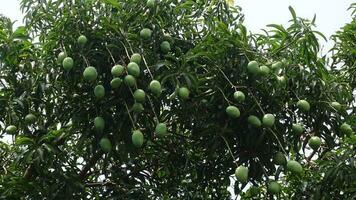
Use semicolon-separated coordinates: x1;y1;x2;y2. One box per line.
85;181;116;187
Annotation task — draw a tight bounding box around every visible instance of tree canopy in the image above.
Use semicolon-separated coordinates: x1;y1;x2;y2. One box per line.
0;0;355;199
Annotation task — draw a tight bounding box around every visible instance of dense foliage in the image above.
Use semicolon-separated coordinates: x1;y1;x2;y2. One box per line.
332;3;356;90
0;0;355;199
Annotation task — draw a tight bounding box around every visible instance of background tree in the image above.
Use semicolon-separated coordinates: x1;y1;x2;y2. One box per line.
0;0;354;199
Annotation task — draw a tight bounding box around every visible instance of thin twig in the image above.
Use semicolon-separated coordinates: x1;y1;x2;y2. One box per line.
248;89;265;115
220;121;238;167
216;66;235;88
220;135;238;167
216;86;233;105
105;45;116;64
81;55;90;67
141;54;154;79
124;101;136;129
268;128;287;155
85;181;116;187
306;149;317;164
121;41;131;59
147;95;159;122
256;157;271;180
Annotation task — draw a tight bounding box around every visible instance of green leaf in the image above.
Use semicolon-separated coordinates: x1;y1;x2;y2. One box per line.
11;26;29;40
16;136;35;146
288;6;297;23
267;24;288;35
100;0;119;8
313;30;327;41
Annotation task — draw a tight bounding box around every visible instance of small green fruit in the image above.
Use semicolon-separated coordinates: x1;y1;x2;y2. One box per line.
247;60;260;75
132;103;144;113
308;136;321;150
160;41;171;54
271;61;283;71
94;117;105;132
94;85;105;99
292;123;304;134
226;106;240;118
262;113;275;127
130;53;142;64
286;160;303;174
235;166;248;183
99;137;112;152
267;181;281;194
248;115;261;127
146;0;155;8
233;91;245;102
149;80;162;96
178;87;190;100
77;35;87;45
25;114;36;124
140;28;152;40
133;89;146;102
110;78;122;89
127;62;140;77
6;125;17;134
249;186;260;196
340;123;352;135
259;65;270;76
111;65;124;77
297;100;310;112
124;75;136;87
57;52;67;63
155;123;167;137
273;152;287;165
83;66;98;82
331;102;341;111
132;130;144;147
62;57;74;70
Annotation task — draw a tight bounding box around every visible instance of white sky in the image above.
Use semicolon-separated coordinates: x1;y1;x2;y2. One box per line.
239;0;353;37
0;0;23;25
238;0;353;52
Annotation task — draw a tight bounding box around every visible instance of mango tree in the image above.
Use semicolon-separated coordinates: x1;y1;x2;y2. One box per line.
0;0;354;199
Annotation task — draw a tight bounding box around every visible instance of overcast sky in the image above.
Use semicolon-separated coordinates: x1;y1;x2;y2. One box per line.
239;0;353;52
239;0;353;37
0;0;23;24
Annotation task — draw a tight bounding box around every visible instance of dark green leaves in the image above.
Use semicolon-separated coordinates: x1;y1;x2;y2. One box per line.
0;1;355;199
